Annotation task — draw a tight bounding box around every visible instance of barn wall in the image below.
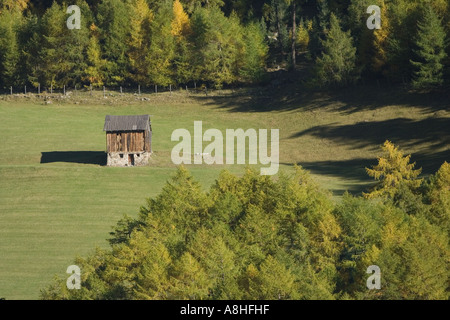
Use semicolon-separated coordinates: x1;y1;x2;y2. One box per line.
107;131;149;153
107;152;150;167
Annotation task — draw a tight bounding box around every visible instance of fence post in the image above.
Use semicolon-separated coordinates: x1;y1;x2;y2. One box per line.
51;84;53;94
138;85;141;95
120;86;123;95
38;83;41;95
155;85;157;94
25;85;27;94
170;84;172;95
64;85;66;96
10;86;12;95
90;84;92;96
103;86;106;98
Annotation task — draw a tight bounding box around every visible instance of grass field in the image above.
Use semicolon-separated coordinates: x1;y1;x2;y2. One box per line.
0;86;448;299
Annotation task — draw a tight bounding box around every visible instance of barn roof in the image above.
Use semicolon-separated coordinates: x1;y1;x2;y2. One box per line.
103;115;151;132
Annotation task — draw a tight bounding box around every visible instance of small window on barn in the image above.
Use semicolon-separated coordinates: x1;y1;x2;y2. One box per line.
120;154;124;159
137;154;140;157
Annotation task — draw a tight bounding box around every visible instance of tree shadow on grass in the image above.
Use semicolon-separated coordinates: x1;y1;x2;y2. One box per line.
40;151;106;166
193;83;450;114
291;117;450;151
283;149;449;196
283;158;378;196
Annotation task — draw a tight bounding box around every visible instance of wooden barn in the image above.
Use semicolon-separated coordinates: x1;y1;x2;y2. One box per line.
103;115;152;166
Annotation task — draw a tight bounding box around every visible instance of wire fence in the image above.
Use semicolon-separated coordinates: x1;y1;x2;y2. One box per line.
0;83;215;97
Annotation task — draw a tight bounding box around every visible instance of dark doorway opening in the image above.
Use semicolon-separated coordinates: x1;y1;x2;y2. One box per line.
128;154;135;166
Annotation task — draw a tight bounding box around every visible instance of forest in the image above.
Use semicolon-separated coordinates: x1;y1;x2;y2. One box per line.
40;142;450;300
0;0;449;90
0;0;448;301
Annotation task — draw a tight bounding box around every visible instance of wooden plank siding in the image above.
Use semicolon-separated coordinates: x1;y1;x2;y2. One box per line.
106;131;150;153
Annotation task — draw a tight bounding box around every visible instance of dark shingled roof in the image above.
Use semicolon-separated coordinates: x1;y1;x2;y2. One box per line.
103;115;151;132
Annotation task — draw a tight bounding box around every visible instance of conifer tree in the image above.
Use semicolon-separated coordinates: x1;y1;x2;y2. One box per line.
167;252;211;299
266;0;289;61
0;0;29;12
17;14;40;88
296;18;310;53
364;140;422;199
246;255;299;300
84;24;106;87
410;6;448;89
189;6;245;88
146;0;176;87
425;161;450;235
37;0;90;88
97;0;131;85
188;228;239;299
172;0;193;85
38;2;70;88
240;21;268;83
172;0;191;37
314;13;359;87
127;0;153;85
372;0;390;75
0;9;22;88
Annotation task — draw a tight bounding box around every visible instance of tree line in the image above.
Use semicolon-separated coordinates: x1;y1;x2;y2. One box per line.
0;0;268;90
0;0;449;90
41;141;449;300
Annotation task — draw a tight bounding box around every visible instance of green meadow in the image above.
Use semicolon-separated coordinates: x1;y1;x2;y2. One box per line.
0;87;448;299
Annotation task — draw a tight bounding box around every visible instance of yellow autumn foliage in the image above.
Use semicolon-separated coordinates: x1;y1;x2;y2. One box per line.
171;0;191;38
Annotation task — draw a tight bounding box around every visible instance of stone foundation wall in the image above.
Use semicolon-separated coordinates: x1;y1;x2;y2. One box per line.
107;152;150;167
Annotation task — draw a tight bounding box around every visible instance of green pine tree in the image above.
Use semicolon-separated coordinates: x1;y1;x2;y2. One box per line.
146;0;176;87
410;6;448;90
38;1;90;89
97;0;131;86
240;21;269;83
314;13;359;87
0;9;22;88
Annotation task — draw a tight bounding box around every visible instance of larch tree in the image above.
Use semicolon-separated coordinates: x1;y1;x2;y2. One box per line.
84;23;106;87
372;0;391;75
0;0;29;12
172;0;193;85
240;21;269;83
295;18;310;53
425;161;450;236
146;0;176;87
127;0;153;85
172;0;191;37
364;140;423;199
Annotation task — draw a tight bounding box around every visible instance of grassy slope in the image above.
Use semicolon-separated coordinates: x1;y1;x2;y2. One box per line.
0;87;448;299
